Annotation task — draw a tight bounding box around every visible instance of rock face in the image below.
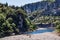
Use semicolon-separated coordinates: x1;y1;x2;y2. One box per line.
23;1;48;13
17;13;23;32
55;0;60;7
22;0;60;16
17;13;28;33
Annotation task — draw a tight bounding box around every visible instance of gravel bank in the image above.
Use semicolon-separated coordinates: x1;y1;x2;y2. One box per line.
0;32;60;40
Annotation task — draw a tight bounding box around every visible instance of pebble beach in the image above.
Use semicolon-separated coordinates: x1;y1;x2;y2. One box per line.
0;32;60;40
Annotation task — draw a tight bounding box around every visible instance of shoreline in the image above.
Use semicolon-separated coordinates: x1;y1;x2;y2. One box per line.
0;28;60;40
0;32;60;40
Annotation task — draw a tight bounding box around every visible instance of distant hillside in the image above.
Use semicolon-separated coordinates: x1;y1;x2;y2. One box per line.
22;0;60;25
22;0;60;16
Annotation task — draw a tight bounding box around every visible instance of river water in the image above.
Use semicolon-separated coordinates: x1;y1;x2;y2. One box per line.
27;28;54;34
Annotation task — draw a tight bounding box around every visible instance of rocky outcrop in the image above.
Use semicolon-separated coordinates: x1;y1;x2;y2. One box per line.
22;0;60;16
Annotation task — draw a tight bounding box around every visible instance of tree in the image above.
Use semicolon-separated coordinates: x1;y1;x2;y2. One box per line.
0;14;5;25
2;20;14;36
5;2;8;6
56;24;60;34
16;9;27;17
0;3;36;37
55;21;60;35
25;18;36;31
7;17;13;24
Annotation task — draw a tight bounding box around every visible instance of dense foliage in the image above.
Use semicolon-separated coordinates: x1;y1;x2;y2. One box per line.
0;3;36;38
55;21;60;33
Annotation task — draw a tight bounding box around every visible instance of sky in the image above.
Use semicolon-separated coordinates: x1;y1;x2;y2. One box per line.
0;0;42;6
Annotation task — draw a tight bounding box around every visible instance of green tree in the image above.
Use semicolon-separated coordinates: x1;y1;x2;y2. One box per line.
5;2;8;6
7;17;13;24
2;20;13;36
56;24;60;33
25;18;36;31
0;14;5;26
0;3;36;38
55;21;60;33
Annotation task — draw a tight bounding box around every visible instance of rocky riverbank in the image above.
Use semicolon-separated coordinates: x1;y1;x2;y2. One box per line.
0;32;60;40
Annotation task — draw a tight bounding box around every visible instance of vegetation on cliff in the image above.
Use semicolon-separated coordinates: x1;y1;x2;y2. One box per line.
0;3;36;38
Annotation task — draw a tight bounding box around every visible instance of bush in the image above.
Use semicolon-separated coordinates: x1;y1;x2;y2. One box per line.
56;24;60;33
25;18;37;32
